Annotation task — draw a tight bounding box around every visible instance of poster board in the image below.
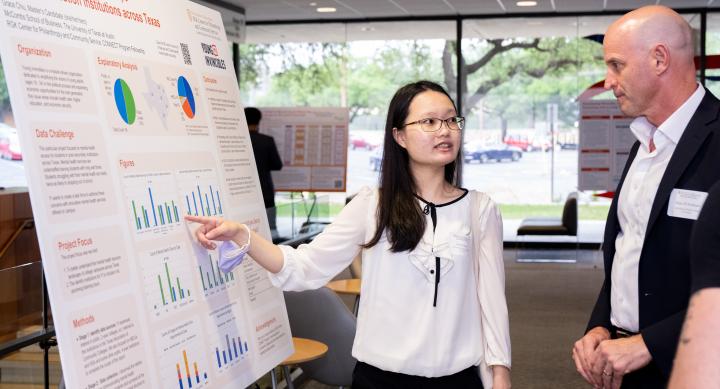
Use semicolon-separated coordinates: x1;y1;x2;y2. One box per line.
0;1;293;388
578;100;635;191
259;107;349;192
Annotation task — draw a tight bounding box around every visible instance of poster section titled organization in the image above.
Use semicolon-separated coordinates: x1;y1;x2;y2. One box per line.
578;100;636;192
0;1;293;388
260;108;349;192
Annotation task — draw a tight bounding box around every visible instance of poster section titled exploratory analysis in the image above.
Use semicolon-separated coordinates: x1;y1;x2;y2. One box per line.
0;1;293;388
259;108;349;192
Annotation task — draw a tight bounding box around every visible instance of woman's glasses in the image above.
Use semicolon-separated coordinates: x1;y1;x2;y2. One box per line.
401;116;465;132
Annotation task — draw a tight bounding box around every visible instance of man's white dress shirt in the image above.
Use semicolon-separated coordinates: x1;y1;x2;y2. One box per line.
611;84;705;332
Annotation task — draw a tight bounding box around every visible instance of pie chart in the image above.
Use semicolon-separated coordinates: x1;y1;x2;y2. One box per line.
178;76;195;119
114;79;136;125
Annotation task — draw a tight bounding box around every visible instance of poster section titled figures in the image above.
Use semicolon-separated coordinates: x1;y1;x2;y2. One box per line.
578;100;635;192
0;1;293;388
260;108;349;192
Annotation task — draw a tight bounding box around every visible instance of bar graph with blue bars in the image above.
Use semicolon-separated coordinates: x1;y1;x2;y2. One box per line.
206;303;250;375
185;184;223;217
214;333;250;369
125;174;181;234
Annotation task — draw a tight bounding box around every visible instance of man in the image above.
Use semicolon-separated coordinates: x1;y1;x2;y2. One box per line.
572;5;720;389
245;107;283;236
668;181;720;388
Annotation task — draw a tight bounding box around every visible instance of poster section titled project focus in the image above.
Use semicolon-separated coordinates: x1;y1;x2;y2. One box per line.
260;108;349;192
0;1;293;388
578;100;636;191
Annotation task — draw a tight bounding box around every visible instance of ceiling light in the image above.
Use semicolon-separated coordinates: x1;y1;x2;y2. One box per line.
516;1;538;6
316;7;336;13
309;2;317;5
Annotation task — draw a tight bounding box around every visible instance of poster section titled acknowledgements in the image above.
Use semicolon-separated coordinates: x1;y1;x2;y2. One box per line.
260;108;349;192
0;1;293;388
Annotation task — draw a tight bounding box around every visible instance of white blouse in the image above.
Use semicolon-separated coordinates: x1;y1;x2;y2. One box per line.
268;187;511;377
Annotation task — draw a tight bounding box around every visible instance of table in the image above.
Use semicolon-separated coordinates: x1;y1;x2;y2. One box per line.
270;337;328;389
326;278;361;315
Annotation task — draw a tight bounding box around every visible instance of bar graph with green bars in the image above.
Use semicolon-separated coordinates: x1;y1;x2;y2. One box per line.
156;261;191;308
199;253;236;292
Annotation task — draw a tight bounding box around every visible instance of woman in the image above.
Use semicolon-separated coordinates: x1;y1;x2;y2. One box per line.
187;81;511;388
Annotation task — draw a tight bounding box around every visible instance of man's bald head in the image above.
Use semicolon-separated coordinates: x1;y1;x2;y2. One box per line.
606;5;694;67
603;5;698;125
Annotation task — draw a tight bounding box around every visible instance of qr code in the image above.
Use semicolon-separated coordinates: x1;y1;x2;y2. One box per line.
180;43;192;65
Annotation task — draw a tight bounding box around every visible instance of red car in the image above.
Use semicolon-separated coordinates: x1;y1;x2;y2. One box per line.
504;135;552;152
349;136;379;150
0;124;22;160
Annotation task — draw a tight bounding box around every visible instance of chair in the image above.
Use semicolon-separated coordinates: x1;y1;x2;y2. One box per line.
283;287;357;388
515;192;578;262
516;192;578;237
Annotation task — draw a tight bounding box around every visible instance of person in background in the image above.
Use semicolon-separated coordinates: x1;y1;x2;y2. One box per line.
572;5;720;389
189;81;511;388
668;181;720;388
245;107;283;238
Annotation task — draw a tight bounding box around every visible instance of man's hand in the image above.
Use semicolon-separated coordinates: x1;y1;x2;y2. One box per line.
573;326;610;387
591;335;652;389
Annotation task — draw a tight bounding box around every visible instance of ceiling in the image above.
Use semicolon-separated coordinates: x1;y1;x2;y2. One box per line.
201;0;720;43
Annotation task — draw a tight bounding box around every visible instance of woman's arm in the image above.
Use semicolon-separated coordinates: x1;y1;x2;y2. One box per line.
473;195;512;382
186;187;374;290
492;365;511;389
185;215;284;273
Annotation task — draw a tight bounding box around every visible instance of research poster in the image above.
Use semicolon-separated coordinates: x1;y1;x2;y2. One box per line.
0;1;293;388
259;107;349;192
578;100;634;192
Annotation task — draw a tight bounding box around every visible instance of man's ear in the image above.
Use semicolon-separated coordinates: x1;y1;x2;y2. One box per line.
393;127;407;149
652;43;670;76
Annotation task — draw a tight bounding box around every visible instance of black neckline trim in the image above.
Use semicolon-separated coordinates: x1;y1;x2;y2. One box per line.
413;188;469;208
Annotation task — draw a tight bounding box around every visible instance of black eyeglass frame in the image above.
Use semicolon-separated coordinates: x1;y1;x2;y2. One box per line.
400;116;465;132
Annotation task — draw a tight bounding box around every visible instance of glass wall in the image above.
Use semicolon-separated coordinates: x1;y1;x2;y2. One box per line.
238;21;457;220
0;54;26;189
458;16;612;226
705;13;720;96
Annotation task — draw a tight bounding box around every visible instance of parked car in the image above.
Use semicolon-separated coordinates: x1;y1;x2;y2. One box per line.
0;124;22;160
464;141;522;163
349;136;379;150
503;136;532;152
504;135;552;152
369;148;382;171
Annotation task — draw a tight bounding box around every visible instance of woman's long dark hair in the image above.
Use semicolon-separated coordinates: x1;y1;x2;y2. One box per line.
362;80;462;252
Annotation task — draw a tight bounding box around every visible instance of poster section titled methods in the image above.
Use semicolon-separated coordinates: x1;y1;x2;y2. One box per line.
259;108;349;192
578;100;634;191
0;1;293;388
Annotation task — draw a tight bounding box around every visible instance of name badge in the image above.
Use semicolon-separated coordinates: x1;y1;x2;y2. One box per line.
667;188;708;220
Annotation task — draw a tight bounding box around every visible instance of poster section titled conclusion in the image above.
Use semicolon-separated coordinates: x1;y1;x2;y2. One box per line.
0;1;293;388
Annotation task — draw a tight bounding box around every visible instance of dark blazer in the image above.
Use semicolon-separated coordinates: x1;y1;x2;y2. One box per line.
587;89;720;388
690;180;720;293
249;131;283;208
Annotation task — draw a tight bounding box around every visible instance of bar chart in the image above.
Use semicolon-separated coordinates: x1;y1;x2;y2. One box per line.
158;320;211;389
176;168;224;217
123;172;181;239
214;332;250;370
175;349;209;389
140;244;195;318
207;302;252;375
197;251;238;297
